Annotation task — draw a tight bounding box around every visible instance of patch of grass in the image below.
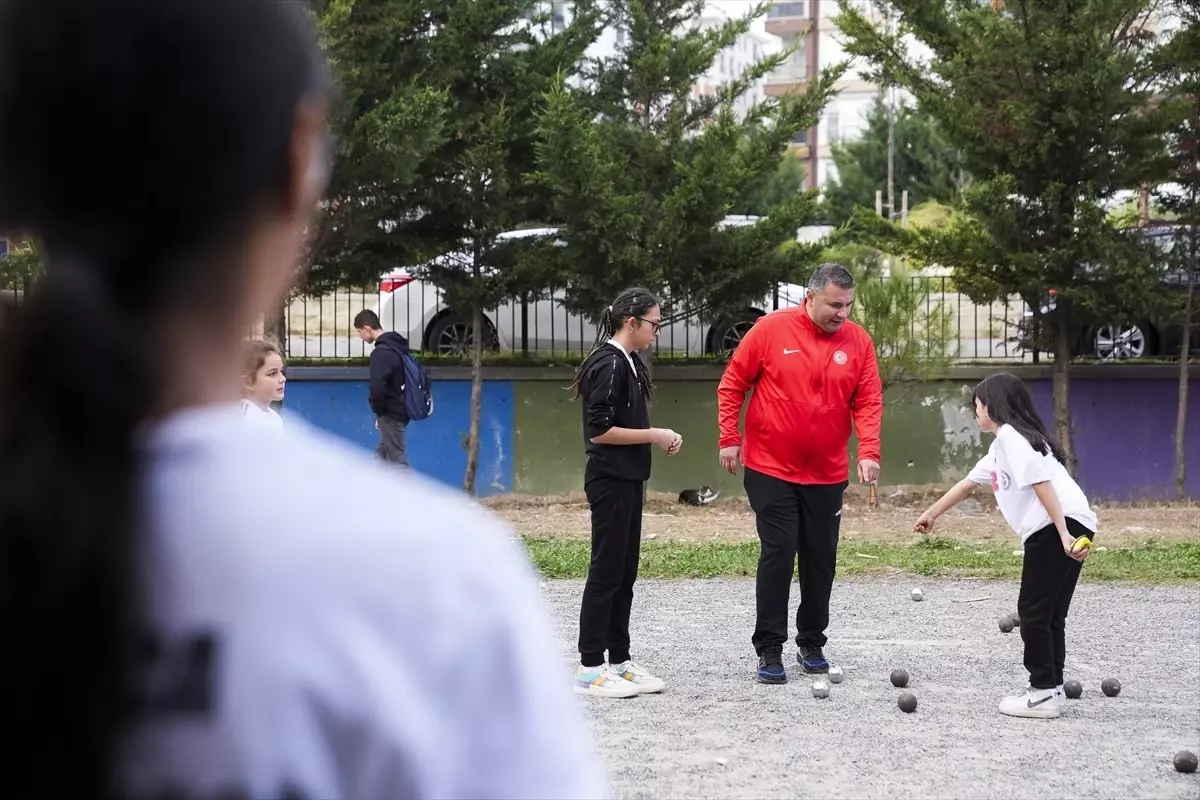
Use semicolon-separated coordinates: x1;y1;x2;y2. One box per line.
521;537;1200;584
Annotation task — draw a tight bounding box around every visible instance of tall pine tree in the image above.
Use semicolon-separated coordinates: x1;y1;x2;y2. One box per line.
530;0;843;351
313;0;600;494
837;0;1175;473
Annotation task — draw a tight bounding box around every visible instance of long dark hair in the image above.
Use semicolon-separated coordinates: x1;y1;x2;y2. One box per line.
570;287;660;400
972;372;1067;464
0;1;327;796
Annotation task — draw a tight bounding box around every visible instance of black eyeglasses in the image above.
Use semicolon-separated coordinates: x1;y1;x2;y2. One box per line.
636;316;662;333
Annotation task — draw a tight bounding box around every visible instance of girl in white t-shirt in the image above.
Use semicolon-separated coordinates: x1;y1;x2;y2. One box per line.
240;339;285;429
913;372;1097;720
0;2;608;798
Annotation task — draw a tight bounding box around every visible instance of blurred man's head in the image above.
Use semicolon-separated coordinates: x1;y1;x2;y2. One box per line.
354;309;383;343
805;263;856;334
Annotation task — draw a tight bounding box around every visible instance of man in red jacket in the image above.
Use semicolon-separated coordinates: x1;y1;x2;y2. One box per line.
717;263;883;685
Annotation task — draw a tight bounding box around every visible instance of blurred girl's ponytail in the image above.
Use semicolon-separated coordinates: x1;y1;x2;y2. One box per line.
0;0;329;795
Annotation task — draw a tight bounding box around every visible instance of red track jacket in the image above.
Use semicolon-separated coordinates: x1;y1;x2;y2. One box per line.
717;306;884;485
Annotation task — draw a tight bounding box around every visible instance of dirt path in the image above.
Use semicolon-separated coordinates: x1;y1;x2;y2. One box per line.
486;485;1200;547
541;578;1200;800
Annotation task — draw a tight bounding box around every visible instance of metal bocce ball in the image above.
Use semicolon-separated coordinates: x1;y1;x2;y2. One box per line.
998;616;1014;633
1174;750;1198;774
1063;679;1083;699
890;669;909;688
1101;677;1121;697
812;680;830;699
828;666;845;684
897;692;917;713
911;587;924;602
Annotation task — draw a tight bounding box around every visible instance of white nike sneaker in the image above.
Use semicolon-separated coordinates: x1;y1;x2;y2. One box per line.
574;664;638;698
999;686;1061;719
611;659;666;694
1054;685;1066;706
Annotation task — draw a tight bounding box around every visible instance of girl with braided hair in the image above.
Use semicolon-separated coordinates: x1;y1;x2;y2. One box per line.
572;288;682;698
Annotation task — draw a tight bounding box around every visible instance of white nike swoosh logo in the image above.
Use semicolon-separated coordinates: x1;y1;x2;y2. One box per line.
783;348;801;355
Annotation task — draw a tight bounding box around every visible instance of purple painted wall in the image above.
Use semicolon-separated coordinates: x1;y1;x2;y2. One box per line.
1029;379;1200;501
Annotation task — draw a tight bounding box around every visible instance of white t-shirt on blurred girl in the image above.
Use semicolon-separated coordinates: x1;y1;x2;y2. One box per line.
121;405;608;800
968;423;1098;542
239;398;283;429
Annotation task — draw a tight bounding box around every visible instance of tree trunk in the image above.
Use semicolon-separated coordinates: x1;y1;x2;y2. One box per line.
1051;297;1076;476
1175;224;1196;500
463;302;484;495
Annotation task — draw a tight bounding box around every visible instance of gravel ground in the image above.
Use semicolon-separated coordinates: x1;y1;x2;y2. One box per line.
541;577;1200;800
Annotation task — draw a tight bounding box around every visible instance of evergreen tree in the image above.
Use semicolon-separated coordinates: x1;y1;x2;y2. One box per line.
1153;0;1199;498
837;0;1176;473
530;0;843;348
822;99;963;225
312;0;600;494
740;153;807;217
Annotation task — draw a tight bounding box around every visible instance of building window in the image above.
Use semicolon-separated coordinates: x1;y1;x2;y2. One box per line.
827;108;841;144
768;2;807;18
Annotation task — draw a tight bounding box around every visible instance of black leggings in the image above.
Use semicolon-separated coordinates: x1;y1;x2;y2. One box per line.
577;474;644;667
1018;518;1093;689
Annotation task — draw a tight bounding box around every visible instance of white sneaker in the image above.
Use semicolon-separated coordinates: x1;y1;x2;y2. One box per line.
611;659;666;694
574;664;638;698
1054;685;1066;705
999;686;1061;719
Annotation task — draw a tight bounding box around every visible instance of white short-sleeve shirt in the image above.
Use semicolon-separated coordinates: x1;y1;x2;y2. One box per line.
121;405;609;800
968;423;1098;542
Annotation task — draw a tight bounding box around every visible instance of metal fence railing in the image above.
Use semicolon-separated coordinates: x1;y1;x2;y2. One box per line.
257;275;1041;363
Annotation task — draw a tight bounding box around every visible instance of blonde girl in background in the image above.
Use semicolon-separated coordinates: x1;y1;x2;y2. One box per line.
240;338;286;429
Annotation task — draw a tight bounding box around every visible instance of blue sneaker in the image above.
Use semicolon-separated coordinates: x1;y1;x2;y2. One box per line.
757;652;787;684
798;645;829;674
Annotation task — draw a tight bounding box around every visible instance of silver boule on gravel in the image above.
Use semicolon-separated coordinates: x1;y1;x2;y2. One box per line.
890;668;909;688
812;680;830;699
998;616;1014;633
897;691;917;713
911;587;924;602
828;665;844;684
1101;677;1121;697
1009;612;1021;627
1174;750;1198;774
1063;679;1083;699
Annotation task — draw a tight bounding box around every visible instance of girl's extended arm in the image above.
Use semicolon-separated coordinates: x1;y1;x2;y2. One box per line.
591;427;654;446
915;478;977;531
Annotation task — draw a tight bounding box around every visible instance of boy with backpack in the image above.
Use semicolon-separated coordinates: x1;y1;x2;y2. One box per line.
354;310;434;468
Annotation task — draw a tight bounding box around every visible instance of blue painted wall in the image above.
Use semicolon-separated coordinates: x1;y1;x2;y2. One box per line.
284;380;515;496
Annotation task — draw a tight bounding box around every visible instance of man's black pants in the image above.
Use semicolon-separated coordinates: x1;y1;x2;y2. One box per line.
578;472;644;668
745;467;847;655
1019;518;1091;689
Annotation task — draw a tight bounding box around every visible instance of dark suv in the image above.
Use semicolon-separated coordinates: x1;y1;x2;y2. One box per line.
1018;224;1199;360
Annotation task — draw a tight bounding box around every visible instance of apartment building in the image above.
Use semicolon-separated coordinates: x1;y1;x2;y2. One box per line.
690;6;776;120
529;2;778;122
764;0;881;190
